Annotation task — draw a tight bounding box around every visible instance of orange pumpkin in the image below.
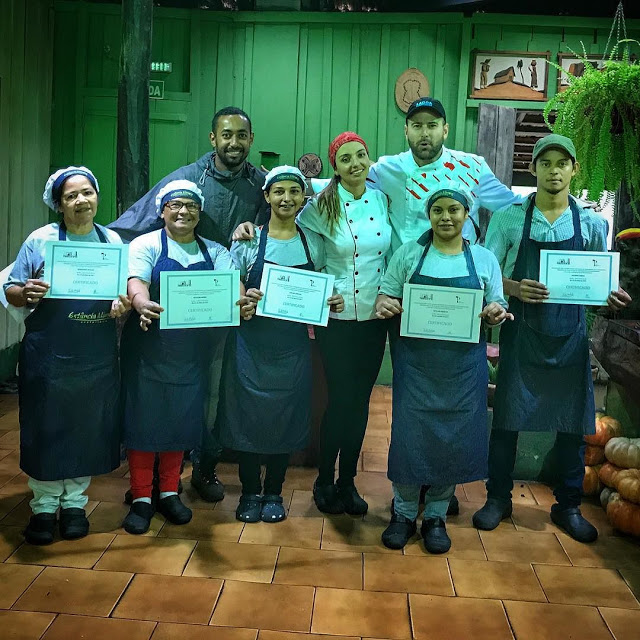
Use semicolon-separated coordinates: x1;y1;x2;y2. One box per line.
605;437;640;469
582;465;602;496
600;486;614;509
598;462;623;488
584;445;605;466
616;469;640;505
585;413;623;446
606;492;640;537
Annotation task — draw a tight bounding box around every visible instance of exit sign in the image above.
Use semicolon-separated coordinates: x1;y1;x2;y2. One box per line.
151;62;172;72
149;80;164;99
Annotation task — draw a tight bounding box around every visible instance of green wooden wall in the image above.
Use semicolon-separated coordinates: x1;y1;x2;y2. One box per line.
51;3;640;226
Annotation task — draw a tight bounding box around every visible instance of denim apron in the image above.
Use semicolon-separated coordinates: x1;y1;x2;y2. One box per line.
121;229;217;451
493;196;595;435
218;223;314;454
19;223;120;481
388;231;489;485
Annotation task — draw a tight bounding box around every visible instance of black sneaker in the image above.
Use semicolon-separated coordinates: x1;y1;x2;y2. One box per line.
550;506;598;543
123;501;155;535
337;483;368;515
191;463;225;502
472;498;513;531
236;494;263;522
59;508;89;540
421;517;451;554
382;512;417;549
157;495;192;525
24;513;57;545
313;480;345;514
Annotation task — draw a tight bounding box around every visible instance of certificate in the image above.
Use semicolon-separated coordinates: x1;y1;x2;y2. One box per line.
539;250;619;305
159;270;240;330
256;263;335;326
44;241;128;300
400;283;483;343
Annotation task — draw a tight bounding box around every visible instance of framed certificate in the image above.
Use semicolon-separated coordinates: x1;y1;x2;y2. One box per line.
539;250;619;306
400;283;484;343
159;270;240;330
256;263;335;326
44;241;128;300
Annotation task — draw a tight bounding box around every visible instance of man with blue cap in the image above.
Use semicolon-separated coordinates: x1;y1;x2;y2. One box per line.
110;106;270;503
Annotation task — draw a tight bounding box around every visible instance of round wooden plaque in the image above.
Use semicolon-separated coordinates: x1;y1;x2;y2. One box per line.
298;153;323;178
395;68;431;113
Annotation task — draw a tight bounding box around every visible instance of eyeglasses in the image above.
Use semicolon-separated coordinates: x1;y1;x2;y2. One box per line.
165;201;200;213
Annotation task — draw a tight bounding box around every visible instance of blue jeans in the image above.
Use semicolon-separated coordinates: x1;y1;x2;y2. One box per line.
486;429;585;509
393;483;456;522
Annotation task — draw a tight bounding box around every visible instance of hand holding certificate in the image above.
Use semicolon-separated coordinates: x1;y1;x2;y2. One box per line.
539;250;620;305
159;270;240;329
400;283;484;343
256;263;335;326
44;241;128;300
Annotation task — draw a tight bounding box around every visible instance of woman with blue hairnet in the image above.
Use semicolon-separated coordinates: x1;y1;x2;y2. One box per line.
4;167;129;545
120;180;255;535
375;186;511;553
219;166;344;523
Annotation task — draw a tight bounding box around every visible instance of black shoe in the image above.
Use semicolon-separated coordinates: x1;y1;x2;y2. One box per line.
123;501;155;535
313;480;345;514
191;463;225;502
550;506;598;543
24;513;57;545
421;517;451;554
236;494;263;522
472;498;513;531
447;494;460;516
382;512;417;549
337;483;368;515
59;508;89;540
261;494;287;523
157;495;192;525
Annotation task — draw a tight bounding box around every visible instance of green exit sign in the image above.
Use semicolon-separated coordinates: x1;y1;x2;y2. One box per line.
149;80;164;99
151;62;172;72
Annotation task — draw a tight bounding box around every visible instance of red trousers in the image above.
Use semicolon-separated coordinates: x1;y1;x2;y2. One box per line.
128;450;184;500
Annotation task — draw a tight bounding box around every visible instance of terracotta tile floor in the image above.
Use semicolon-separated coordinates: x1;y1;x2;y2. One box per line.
0;388;639;639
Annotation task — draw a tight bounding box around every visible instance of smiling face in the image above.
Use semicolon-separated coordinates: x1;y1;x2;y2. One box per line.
428;196;468;242
264;180;305;220
530;149;578;195
58;175;98;228
333;141;370;189
209;114;254;171
405;110;449;166
161;197;201;239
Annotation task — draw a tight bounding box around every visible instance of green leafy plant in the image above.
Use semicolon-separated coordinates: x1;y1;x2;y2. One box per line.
544;40;640;214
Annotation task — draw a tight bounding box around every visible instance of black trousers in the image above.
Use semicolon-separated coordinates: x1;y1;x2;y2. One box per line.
486;429;586;509
238;452;290;496
314;318;387;486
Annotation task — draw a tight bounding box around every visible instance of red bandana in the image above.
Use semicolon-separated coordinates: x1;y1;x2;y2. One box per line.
328;132;369;169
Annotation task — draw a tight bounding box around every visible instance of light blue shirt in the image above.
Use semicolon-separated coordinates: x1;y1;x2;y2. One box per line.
5;222;122;292
381;241;507;308
485;195;609;279
231;226;326;282
368;147;525;253
297;183;391;321
128;229;234;282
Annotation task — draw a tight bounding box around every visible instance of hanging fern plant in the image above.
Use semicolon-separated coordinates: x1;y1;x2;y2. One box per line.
544;39;640;214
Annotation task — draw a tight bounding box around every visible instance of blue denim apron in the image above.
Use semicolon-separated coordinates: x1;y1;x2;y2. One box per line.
19;223;120;481
388;231;489;486
121;229;217;451
493;196;595;435
218;222;314;454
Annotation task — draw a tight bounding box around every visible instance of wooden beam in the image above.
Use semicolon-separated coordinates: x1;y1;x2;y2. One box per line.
116;0;152;216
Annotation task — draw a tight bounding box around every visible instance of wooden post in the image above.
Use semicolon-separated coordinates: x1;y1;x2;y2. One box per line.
116;0;152;217
476;103;517;241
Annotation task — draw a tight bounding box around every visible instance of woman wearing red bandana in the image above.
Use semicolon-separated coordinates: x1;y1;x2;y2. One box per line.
297;132;392;515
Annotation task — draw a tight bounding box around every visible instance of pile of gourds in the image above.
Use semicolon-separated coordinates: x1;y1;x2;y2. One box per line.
594;415;640;537
582;412;622;496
